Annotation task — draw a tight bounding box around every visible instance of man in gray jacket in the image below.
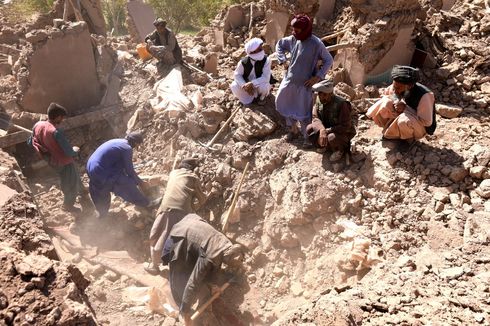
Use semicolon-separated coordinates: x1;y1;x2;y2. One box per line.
162;214;243;326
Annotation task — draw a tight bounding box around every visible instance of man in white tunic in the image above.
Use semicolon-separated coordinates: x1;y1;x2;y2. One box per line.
230;38;272;105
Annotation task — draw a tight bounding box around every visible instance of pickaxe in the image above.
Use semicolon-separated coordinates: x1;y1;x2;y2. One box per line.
198;107;240;152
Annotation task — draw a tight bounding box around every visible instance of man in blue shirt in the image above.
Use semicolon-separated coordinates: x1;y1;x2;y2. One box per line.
86;131;151;218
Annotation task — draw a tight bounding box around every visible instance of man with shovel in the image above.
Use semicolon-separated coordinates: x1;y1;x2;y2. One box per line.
161;214;243;326
29;103;84;212
146;157;206;275
145;18;182;71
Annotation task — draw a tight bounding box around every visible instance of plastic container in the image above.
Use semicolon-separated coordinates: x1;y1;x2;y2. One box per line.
137;43;152;61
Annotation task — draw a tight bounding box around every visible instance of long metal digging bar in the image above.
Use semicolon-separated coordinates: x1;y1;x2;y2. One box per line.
198;107;240;151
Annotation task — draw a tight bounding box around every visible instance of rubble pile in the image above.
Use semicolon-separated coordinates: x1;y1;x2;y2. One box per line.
1;0;490;325
0;152;97;325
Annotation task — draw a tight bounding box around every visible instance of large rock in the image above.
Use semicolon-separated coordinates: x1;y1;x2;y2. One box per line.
232;107;276;141
436;103;463;119
476;179;490;199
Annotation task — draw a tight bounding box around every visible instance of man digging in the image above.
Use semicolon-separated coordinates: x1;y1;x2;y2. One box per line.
145;158;206;275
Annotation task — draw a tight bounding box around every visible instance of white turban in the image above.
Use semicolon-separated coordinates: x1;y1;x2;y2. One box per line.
245;38;263;55
245;38;265;61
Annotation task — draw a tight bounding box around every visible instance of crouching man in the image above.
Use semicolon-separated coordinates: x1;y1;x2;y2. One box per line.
230;38;272;106
306;79;356;161
162;214;243;326
366;65;436;141
145;18;182;69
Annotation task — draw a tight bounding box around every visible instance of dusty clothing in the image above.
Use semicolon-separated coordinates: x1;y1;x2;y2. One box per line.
31;121;81;205
306;95;356;151
275;34;333;137
145;28;182;65
230;56;272;105
367;83;436;140
150;168;205;266
32;121;76;166
86;139;149;216
164;214;232;313
157;168;205;214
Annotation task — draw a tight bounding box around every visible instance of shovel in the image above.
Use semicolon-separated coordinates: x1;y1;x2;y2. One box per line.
221;161;250;233
198;107;240;152
0;112;32;133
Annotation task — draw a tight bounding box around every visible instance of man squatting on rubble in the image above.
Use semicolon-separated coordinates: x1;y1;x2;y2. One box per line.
30;103;85;212
230;37;272;106
145;158;206;275
366;65;437;141
306;79;356;161
162;214;243;326
275;14;333;144
86;132;156;218
145;18;183;69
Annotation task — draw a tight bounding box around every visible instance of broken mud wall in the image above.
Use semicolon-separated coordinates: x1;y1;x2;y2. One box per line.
316;0;336;23
15;21;103;115
334;0;422;85
126;0;156;43
0;150;97;325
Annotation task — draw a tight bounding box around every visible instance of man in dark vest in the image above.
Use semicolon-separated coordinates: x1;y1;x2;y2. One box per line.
367;65;436;140
306;79;356;161
145;18;182;68
230;38;272;106
30;103;84;212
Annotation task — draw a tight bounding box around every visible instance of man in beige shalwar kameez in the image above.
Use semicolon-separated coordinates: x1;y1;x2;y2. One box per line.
367;65;437;140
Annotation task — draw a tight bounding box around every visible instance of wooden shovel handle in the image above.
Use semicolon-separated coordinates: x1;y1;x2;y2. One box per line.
190;282;230;321
222;161;250;232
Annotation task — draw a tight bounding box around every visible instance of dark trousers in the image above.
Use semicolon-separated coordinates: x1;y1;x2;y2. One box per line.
88;173;149;216
306;123;352;152
54;163;82;206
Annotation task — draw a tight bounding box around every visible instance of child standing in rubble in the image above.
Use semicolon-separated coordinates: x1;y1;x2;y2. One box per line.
29;103;85;212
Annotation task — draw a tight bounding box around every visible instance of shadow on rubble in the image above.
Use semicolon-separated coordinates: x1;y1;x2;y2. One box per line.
383;137;467;188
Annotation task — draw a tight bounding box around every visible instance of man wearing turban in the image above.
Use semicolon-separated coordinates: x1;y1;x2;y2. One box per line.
86;131;153;218
230;37;272;105
275;14;334;145
306;79;356;161
366;65;437;141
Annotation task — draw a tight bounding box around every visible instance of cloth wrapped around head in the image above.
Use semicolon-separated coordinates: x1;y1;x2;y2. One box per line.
291;14;313;41
245;37;265;61
312;79;334;93
153;18;166;27
391;65;419;84
125;131;144;146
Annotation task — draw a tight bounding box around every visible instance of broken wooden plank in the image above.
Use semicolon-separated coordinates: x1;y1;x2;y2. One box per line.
326;43;355;52
321;29;347;42
0;104;123;148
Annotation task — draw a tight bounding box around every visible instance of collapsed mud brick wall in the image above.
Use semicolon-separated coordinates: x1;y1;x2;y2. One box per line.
333;0;423;85
14;21;103;115
126;0;156;43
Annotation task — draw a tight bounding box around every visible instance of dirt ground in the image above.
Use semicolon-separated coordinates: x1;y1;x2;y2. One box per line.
1;0;490;325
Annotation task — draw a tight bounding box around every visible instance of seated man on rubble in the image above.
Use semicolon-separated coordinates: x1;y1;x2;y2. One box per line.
29;103;86;212
306;79;356;161
86;131;156;218
145;18;182;70
145;157;206;275
366;65;437;142
230;37;272;106
162;214;243;326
